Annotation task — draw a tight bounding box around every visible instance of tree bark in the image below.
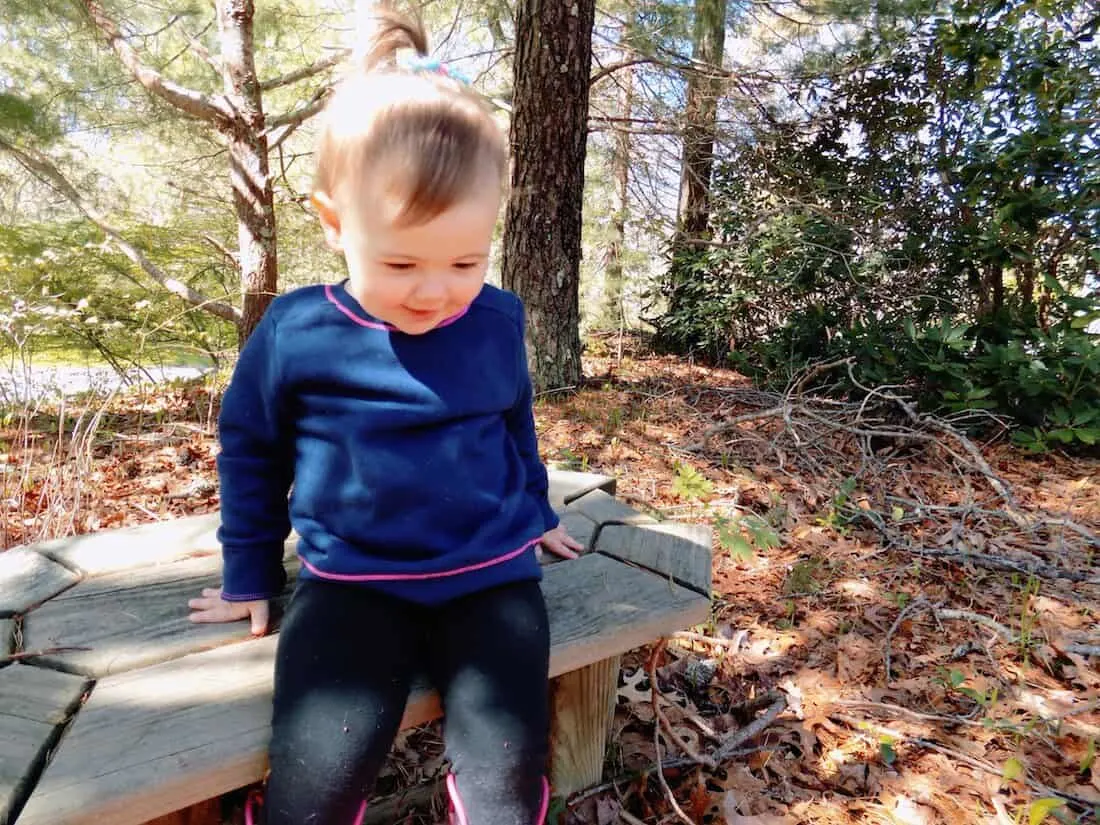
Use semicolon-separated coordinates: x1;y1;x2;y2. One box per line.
502;0;596;392
217;0;278;344
77;0;334;345
601;27;634;330
674;0;728;243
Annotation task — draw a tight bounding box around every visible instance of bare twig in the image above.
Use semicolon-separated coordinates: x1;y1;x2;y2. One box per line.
648;640;698;825
0;646;92;665
886;599;1024;680
884;596;933;681
712;693;787;764
833;713;1100;812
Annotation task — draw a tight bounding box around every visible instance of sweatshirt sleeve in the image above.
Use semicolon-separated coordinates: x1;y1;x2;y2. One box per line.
216;309;293;601
504;297;559;532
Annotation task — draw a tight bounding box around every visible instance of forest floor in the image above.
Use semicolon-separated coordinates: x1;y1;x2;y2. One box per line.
3;335;1099;825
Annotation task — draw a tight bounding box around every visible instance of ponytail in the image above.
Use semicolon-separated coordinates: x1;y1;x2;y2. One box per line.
358;2;429;73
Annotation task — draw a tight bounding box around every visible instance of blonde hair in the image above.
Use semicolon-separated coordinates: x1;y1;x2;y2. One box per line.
314;3;507;226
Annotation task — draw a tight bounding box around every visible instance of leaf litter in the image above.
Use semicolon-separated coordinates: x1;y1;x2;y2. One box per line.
2;336;1098;824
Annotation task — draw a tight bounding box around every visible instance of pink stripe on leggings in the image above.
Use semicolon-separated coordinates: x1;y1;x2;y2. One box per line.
447;773;551;825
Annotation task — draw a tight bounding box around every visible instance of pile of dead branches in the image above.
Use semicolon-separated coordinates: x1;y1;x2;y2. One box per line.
687;358;1100;589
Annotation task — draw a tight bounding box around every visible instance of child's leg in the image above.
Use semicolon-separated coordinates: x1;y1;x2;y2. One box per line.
429;580;551;825
264;580;424;825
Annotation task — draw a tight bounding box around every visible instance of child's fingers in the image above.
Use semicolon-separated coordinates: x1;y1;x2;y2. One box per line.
545;541;579;560
188;600;249;623
248;602;270;636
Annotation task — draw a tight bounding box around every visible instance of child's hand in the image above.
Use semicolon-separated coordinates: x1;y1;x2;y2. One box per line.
188;588;270;636
540;525;583;560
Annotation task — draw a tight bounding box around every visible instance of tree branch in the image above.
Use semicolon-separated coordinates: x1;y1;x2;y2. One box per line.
0;138;241;324
80;0;232;125
267;86;331;133
260;49;349;91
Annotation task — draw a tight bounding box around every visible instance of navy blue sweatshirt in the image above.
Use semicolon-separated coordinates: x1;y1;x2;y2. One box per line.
216;281;558;605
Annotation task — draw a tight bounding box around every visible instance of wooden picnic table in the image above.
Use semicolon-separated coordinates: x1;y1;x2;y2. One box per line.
1;471;711;825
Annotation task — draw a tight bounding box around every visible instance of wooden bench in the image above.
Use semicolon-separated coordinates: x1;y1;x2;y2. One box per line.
1;471;711;825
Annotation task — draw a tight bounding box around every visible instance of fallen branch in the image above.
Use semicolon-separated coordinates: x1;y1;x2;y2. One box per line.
712;693;788;764
897;545;1096;584
886;600;1026;680
833;713;1100;813
648;640;699;825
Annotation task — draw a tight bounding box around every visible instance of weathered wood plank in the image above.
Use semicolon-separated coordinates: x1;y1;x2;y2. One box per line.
31;513;223;575
26;473;614;578
0;620;12;658
0;665;87;825
0;549;80;617
18;554;709;825
546;470;616;510
548;655;620;795
538;511;598;565
567;489;656;527
22;553;297;678
595;522;713;596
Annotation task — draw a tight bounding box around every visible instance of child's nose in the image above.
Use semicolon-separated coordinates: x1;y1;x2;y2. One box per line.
413;273;448;304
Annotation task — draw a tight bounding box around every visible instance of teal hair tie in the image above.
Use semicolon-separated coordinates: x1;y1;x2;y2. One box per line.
397;53;470;85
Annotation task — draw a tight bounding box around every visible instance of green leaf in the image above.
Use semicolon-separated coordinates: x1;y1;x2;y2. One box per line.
879;736;897;765
949;669;966;688
1080;738;1096;773
1027;798;1064;825
1002;757;1025;782
891;505;905;522
724;533;754;562
672;463;713;501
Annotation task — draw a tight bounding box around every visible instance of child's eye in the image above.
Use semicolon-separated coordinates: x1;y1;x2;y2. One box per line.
384;262;416;271
454;262;479;271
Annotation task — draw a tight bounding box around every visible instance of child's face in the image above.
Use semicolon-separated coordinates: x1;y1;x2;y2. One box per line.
315;180;501;335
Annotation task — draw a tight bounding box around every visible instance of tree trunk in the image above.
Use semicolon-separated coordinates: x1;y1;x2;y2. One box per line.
76;0;336;345
501;0;596;392
218;0;278;345
674;0;728;243
978;262;1004;319
601;35;634;330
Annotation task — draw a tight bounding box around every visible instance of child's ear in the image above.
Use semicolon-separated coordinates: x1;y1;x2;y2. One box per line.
311;191;344;252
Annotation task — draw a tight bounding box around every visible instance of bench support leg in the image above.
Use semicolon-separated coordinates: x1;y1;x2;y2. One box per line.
140;798;220;825
548;655;621;796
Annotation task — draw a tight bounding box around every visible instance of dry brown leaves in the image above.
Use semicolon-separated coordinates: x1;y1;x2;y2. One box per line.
4;339;1100;824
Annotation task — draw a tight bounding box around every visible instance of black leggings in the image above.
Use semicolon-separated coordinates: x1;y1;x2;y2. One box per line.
263;578;551;825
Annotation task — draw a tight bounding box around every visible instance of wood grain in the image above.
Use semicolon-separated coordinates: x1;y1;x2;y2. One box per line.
546;470;616;510
567;489;656;527
0;620;12;658
595;522;713;595
18;554;709;825
548;655;621;795
0;664;87;825
21;554;297;678
0;549;79;617
31;514;224;575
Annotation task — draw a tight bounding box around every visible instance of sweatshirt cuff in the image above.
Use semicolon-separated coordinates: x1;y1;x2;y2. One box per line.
221;544;287;601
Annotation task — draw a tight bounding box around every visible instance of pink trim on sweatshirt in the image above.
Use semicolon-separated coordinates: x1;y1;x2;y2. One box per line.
298;538;539;583
324;283;470;331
